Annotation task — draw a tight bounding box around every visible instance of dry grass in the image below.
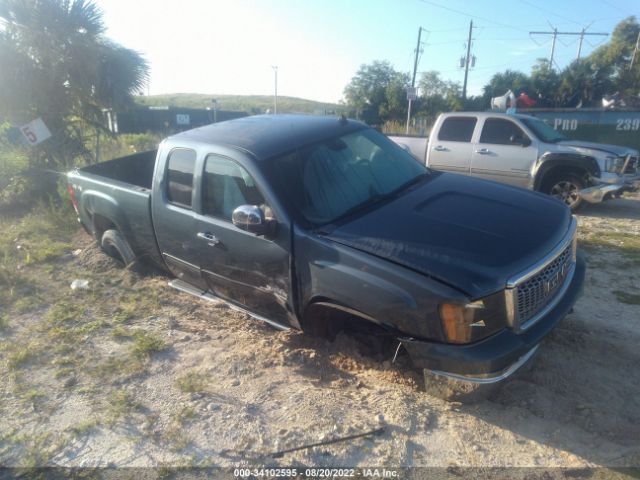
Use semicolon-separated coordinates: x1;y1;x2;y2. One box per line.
175;371;209;394
613;290;640;305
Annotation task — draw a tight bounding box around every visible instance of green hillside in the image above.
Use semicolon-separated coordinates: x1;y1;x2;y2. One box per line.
135;93;344;115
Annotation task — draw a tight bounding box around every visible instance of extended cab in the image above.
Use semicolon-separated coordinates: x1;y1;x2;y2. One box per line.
67;115;585;396
424;112;640;210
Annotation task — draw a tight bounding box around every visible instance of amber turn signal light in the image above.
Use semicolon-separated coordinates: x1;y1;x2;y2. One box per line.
439;300;487;344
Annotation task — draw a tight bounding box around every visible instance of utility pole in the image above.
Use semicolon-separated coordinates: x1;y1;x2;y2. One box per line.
462;20;474;100
211;98;218;123
549;27;557;67
406;26;425;134
271;66;278;114
631;32;640;69
530;25;607;68
577;28;585;59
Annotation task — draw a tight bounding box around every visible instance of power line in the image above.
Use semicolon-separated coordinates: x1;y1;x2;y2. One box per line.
415;0;632;33
416;0;622;32
429;36;552;46
416;0;521;31
598;0;634;17
518;0;583;26
426;56;534;75
585;36;609;49
529;34;550;47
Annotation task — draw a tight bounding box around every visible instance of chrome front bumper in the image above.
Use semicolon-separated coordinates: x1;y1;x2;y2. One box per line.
579;176;640;203
427;344;540;385
421;345;541;401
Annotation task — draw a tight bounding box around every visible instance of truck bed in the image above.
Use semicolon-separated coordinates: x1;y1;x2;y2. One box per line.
68;149;164;268
79;150;157;190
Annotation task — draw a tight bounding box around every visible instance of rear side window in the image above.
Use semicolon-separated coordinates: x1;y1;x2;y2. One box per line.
480;118;528;145
438;117;477;142
166;148;196;208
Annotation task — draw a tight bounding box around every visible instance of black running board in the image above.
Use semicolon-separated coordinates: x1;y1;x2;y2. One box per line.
168;279;290;331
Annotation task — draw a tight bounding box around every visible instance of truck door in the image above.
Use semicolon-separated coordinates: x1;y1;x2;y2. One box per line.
194;153;292;326
471;117;538;188
152;147;207;290
428;116;477;174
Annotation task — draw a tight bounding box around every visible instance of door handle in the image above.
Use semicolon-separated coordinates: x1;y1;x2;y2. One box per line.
475;148;491;155
197;232;220;246
434;145;448;151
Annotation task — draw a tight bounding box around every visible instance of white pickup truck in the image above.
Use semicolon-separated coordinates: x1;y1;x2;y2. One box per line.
391;112;639;210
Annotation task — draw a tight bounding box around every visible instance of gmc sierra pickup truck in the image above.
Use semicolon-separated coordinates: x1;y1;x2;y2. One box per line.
67;114;585;397
393;111;640;210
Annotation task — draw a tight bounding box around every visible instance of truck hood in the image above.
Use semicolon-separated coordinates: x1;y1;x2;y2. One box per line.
556;140;637;157
324;172;572;298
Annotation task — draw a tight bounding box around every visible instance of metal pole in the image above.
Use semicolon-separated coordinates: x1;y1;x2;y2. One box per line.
550;28;557;68
577;29;584;59
631;32;640;69
95;128;100;164
462;20;473;100
272;66;278;114
406;27;423;134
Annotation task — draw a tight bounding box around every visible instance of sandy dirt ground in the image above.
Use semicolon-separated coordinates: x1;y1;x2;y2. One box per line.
0;195;639;473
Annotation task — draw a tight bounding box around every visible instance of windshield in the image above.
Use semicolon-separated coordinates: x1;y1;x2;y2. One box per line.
271;128;428;225
521;118;568;143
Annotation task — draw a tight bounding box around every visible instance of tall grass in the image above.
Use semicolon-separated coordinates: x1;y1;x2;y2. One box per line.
0;123;29;194
382;120;430;136
0;200;78;311
96;132;162;163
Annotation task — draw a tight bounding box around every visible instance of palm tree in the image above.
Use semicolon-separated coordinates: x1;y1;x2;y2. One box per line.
0;0;148;174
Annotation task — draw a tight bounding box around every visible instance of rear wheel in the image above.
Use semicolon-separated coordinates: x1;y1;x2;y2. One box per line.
100;229;139;270
544;175;584;211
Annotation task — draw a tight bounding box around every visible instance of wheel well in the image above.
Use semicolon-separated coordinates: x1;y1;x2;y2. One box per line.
537;166;589;191
92;214;117;240
302;301;392;340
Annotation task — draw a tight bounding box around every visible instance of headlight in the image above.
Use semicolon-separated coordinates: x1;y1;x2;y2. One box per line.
604;156;625;173
439;290;507;344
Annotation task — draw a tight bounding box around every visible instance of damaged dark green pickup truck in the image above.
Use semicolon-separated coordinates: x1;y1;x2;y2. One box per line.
67;115;585;397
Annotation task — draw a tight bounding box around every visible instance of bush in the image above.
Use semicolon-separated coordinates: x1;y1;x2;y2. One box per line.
0;123;29;194
0;125;162;211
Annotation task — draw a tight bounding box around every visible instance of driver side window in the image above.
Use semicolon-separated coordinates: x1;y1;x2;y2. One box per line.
202;155;267;221
480;118;529;145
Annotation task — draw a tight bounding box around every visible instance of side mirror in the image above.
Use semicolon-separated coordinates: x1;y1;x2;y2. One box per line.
510;134;531;147
232;205;270;235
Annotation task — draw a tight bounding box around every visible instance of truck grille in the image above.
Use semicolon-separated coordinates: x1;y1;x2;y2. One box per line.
514;242;574;329
623;156;637;174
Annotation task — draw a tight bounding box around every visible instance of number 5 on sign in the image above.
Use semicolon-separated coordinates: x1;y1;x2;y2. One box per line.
20;118;52;146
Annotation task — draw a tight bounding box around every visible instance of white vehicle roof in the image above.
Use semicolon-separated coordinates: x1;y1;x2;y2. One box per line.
437;111;538;121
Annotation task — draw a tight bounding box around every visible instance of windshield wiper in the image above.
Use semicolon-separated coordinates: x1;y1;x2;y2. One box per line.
389;172;429;195
318;173;429;228
329;192;395;223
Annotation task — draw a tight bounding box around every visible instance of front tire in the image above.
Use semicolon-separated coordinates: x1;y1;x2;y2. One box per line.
100;229;139;270
544;175;584;211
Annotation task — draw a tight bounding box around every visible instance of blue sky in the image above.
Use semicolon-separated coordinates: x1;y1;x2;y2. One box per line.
98;0;639;104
